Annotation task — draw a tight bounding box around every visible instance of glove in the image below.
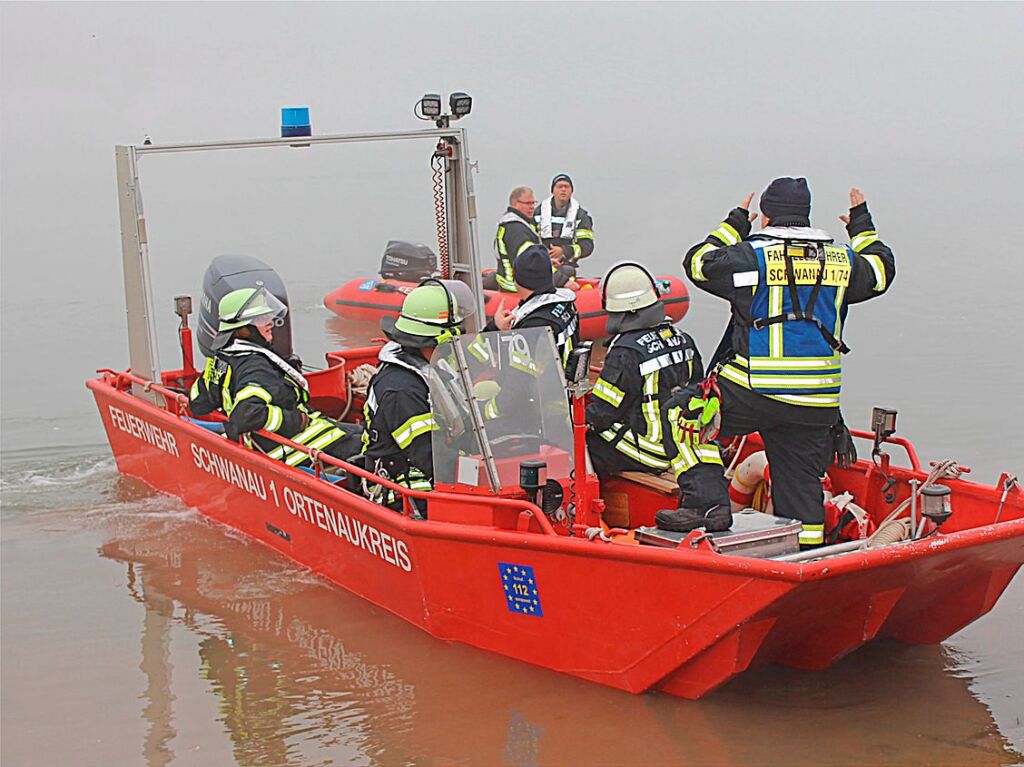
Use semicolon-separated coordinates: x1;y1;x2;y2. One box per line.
830;415;857;469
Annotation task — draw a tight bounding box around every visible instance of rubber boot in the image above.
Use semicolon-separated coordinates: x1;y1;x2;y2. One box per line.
655;504;732;533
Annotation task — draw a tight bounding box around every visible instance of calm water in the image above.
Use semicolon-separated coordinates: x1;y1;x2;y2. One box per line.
3;3;1023;766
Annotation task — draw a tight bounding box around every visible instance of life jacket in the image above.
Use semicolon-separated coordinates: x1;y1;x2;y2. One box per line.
494;209;541;292
720;227;853;408
510;288;579;366
537;197;581;240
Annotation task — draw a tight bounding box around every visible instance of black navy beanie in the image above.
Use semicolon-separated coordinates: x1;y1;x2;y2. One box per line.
760;177;811;222
514;245;555;292
551;173;573;192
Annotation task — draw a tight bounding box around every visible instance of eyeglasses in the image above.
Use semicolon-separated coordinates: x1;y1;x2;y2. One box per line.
516;199;537;206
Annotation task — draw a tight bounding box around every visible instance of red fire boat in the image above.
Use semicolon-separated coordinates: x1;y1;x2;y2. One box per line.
93;119;1024;700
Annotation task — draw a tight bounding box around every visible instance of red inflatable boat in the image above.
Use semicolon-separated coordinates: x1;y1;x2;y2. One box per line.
324;275;690;340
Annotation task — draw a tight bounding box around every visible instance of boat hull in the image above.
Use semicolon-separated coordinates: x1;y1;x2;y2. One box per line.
88;378;1024;698
323;276;690;340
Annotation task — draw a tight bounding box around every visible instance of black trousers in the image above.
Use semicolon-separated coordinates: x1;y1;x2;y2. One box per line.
587;431;729;510
718;379;836;530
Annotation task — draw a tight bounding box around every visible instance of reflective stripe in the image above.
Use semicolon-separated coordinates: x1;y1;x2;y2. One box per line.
509;352;538;374
264;405;284;432
266;418;333;460
572;242;582;260
768;284;784;356
850;230;878;252
392;413;437;449
575;228;594;240
484;398;500;420
592;379;625;407
642;371;661;443
689;242;715;282
799;524;825;545
719;361;841;407
190;378;201;398
638;349;687;376
284;428;345;466
235;384;272;404
860;251;887;291
607;434;670;469
468;336;493;363
712;221;741;246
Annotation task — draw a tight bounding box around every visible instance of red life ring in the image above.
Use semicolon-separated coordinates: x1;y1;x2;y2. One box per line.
729;450;771;513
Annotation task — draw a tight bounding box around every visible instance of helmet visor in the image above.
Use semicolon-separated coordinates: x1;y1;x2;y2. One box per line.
436;279;477;324
223;286;288;328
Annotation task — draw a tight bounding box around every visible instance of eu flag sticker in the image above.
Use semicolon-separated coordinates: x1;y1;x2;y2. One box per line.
498;562;543;617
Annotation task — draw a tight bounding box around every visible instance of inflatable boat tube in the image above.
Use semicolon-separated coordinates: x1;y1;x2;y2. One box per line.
324;275;689;341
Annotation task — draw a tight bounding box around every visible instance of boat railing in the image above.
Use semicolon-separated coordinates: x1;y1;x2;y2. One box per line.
95;368;558;535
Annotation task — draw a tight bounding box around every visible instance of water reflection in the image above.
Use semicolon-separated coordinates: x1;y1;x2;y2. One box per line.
96;500;1021;767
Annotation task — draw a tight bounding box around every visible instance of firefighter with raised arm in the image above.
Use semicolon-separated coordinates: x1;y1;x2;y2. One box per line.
586;263;732;532
361;280;471;517
190;287;363;466
682;179;896;547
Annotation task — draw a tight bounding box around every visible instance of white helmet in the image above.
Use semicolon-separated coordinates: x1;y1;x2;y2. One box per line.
601;262;660;312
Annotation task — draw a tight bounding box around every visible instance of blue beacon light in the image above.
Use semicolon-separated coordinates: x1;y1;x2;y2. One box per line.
281;107;311;138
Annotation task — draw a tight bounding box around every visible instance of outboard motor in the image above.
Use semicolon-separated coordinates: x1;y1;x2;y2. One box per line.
379;240;437;282
197;255;294;361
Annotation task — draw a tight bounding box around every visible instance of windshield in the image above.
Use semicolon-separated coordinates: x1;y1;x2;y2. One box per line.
428;327;574;490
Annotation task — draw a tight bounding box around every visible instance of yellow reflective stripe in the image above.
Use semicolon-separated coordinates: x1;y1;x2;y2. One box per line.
468;336;493;363
392;413;437;449
222;367;233;413
572;243;582;260
264;405;284;432
516;240;534;257
235;384;272;404
496;226;508;255
509;352;538;374
860;251;887;291
484;398;499;419
695;444;723;464
592;379;625;407
712;221;741;246
689;242;715;282
610;434;670;469
575;228;593;240
284;428;345;466
190;378;201;398
747;373;842;389
850;230;878;252
799;524;825;545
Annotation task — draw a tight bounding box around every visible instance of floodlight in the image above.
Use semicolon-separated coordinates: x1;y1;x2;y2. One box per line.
449;92;473;118
420;93;443;119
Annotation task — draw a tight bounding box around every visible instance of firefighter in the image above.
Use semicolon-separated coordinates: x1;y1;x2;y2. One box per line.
361;279;471;516
190;287;363;467
489;245;580;369
535;173;595;277
492;186;543;293
682;180;896;546
586;262;732;531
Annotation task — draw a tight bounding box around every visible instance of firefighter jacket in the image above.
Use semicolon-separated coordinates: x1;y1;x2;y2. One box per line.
189;339;357;467
586;323;723;479
683;202;896;408
494;207;542;292
362;343;436;498
535;197;595;264
485;288;580;369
